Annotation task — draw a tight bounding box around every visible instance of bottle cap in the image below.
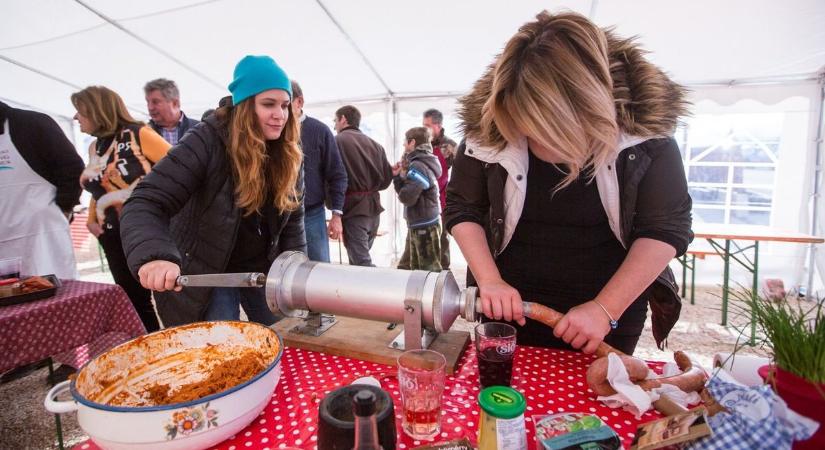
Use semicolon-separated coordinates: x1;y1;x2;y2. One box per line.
353;389;377;417
478;386;526;419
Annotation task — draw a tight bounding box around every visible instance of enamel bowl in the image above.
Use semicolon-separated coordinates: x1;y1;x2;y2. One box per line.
45;321;283;450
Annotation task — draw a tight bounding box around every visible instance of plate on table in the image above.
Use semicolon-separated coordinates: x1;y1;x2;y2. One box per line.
0;275;61;307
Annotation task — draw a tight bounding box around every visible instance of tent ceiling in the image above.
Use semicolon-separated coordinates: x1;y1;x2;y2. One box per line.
2;0;824;119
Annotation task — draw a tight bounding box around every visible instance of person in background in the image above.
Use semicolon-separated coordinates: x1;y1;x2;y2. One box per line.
444;11;692;355
72;86;170;332
0;101;84;279
334;105;393;267
291;80;348;262
393;127;442;272
144;78;199;145
398;108;457;271
120;55;305;327
201;109;215;122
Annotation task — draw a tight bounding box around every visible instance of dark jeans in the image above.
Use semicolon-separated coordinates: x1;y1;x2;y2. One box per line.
204;286;278;325
342;214;380;266
304;205;330;263
99;224;159;332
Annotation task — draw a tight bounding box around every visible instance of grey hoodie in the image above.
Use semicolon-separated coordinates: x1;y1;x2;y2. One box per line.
393;143;443;229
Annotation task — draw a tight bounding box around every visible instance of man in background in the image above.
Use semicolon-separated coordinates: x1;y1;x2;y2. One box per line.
291;81;348;262
144;78;199;145
334;105;393;266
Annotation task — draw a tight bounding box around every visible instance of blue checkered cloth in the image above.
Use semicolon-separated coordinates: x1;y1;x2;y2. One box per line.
683;376;818;450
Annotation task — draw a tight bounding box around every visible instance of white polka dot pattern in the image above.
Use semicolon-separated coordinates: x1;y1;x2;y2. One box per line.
73;346;665;450
0;280;146;373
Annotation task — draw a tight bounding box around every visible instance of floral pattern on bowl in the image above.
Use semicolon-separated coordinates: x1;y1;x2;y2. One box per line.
165;402;219;440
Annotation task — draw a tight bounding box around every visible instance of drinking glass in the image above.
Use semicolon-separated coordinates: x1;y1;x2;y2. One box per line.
0;257;22;280
475;322;517;388
397;349;446;440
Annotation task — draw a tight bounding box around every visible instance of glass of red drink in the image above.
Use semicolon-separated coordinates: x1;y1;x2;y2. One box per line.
397;349;446;440
475;322;517;388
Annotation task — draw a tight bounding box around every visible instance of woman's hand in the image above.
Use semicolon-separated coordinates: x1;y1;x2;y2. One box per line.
553;301;612;354
87;222;103;237
137;260;182;292
477;278;526;325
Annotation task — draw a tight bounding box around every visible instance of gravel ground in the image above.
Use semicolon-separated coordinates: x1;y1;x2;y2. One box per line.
0;265;780;449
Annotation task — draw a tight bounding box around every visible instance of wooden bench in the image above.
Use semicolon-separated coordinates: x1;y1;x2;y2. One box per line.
677;249;720;305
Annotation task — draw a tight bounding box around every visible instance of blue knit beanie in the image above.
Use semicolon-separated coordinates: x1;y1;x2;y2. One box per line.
228;55;292;105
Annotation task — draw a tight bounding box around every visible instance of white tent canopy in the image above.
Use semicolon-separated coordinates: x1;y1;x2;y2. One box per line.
3;0;825;293
2;0;824;118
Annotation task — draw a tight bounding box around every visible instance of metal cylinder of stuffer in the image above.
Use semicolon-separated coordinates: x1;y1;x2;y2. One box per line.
264;251;464;333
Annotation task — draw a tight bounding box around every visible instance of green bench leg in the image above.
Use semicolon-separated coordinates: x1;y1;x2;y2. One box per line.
690;255;696;305
48;359;65;450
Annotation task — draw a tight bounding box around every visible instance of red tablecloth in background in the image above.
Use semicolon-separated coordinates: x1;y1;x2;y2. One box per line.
74;345;663;450
0;279;146;373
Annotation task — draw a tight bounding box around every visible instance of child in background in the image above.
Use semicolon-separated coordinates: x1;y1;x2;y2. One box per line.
393;127;443;271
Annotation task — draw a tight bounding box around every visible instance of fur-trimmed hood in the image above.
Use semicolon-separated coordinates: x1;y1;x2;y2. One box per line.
458;28;690;148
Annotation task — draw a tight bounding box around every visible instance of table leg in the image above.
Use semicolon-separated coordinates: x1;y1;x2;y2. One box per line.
691;255;697;306
721;240;731;326
48;358;65;450
750;241;759;346
681;254;687;299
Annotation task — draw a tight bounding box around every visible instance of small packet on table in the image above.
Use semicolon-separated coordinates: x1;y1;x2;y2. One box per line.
533;412;621;449
629;407;711;450
411;438;473;450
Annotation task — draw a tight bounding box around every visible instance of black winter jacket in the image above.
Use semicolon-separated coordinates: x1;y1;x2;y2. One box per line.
120;114;306;326
0;101;84;213
444;138;692;348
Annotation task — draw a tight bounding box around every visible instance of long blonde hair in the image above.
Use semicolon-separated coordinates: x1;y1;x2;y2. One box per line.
71;86;143;138
218;97;302;215
483;11;618;191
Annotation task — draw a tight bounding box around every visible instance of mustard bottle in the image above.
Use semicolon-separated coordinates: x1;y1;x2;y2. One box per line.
477;386;527;450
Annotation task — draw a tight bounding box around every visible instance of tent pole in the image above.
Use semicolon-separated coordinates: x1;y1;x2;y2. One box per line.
390;96;400;262
806;75;825;298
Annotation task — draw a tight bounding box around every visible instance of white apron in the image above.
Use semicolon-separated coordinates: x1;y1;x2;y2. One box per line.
0;119;78;279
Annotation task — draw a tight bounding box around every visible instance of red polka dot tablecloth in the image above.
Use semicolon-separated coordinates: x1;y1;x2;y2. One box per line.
0;279;146;373
74;345;665;450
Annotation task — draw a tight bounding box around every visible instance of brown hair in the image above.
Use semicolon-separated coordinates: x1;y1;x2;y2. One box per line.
335;105;361;128
405;127;432;147
71;86;143;138
480;11;618;191
216;96;303;215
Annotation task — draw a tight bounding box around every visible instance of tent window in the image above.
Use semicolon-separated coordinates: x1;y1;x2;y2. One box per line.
678;112;783;226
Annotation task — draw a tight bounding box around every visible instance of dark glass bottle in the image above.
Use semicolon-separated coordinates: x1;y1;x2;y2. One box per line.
352;390;383;450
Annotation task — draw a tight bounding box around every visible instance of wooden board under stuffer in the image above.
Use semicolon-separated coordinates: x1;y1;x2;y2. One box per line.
271;316;470;374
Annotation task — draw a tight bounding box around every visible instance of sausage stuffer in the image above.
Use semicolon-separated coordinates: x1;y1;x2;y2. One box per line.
177;251;481;350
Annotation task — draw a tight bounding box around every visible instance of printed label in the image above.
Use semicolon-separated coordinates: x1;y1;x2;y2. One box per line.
495;416;526;450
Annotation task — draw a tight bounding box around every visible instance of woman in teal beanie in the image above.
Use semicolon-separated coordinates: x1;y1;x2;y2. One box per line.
119;55;306;326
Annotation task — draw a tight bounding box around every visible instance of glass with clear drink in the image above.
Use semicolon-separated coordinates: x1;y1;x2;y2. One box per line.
397;349;446;440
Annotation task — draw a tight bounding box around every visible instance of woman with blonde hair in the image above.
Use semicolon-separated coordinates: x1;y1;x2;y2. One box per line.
120;55;305;327
444;11;692;354
72;85;171;332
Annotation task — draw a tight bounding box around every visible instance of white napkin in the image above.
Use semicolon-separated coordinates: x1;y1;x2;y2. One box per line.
596;352;703;418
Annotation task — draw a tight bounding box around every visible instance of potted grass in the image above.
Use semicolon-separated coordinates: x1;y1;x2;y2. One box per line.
729;288;825;450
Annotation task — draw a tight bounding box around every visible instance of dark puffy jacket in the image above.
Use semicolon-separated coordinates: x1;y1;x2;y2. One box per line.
120;114;306;326
393;143;442;229
444;138;692;349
